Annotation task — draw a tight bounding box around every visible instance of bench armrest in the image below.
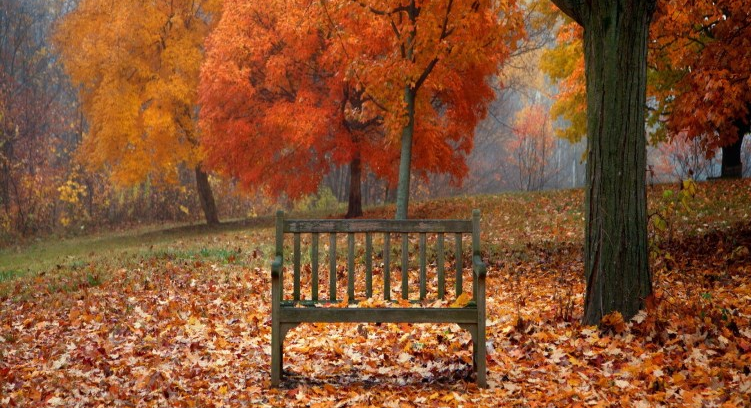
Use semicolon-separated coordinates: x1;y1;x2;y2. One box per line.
271;256;283;279
473;255;487;279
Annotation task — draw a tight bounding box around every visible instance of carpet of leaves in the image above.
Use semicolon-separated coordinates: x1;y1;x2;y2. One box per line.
1;180;751;407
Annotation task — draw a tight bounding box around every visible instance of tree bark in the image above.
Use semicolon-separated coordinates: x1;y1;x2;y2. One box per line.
346;151;363;218
720;120;747;178
551;0;655;325
195;165;219;226
395;87;416;220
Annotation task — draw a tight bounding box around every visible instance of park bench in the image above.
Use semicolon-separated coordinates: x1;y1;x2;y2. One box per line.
270;210;488;387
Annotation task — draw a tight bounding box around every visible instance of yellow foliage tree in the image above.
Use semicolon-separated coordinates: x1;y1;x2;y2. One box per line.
540;20;586;143
54;0;222;224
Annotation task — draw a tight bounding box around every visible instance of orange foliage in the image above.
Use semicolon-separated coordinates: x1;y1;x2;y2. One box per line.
54;0;222;186
545;2;751;156
199;0;396;201
199;0;525;201
328;0;525;183
649;0;751;153
540;21;585;142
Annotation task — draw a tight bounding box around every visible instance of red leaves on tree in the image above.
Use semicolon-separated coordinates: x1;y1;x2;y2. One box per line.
650;0;751;153
199;0;524;202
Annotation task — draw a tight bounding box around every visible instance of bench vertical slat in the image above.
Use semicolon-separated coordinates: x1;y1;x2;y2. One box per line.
293;233;301;301
365;233;373;298
437;233;445;299
455;233;463;296
329;233;337;301
271;211;283;386
472;210;480;300
384;233;391;301
347;232;355;303
419;233;427;300
472;209;486;387
276;211;284;288
311;232;319;301
401;233;409;300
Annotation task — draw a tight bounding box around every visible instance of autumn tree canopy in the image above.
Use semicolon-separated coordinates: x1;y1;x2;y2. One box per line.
649;0;751;178
540;20;585;142
199;0;397;218
325;0;524;219
1;0;77;235
54;0;222;224
200;0;524;218
545;1;751;178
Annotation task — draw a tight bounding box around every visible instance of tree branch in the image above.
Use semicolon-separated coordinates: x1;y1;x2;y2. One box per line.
353;0;409;16
548;0;585;26
413;57;438;92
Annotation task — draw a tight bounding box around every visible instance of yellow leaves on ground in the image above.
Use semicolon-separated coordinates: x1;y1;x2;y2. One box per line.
450;292;472;308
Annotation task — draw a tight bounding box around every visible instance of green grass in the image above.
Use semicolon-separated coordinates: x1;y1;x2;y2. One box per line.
0;216;279;285
0;269;23;282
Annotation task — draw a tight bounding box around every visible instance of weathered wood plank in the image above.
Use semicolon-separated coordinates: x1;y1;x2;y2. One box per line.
271;254;282;386
384;233;391;301
285;219;472;233
311;232;319;301
437;233;445;299
401;233;409;300
472;210;481;300
276;211;284;257
279;307;478;324
365;233;373;298
455;233;463;296
329;233;337;301
419;232;427;300
275;211;284;295
348;232;355;303
293;233;301;301
280;299;477;307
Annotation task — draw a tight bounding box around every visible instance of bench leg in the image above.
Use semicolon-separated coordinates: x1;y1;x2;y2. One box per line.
272;322;298;387
459;323;486;387
271;319;281;387
476;323;487;388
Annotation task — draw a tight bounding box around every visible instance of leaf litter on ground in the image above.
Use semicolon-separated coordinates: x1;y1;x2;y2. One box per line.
1;179;751;407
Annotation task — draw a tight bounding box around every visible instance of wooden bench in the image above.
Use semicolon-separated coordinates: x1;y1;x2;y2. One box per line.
271;210;488;387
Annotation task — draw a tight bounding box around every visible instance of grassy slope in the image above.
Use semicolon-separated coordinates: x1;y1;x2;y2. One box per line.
2;178;748;286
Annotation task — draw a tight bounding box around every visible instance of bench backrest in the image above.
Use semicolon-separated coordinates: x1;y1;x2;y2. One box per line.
275;210;481;304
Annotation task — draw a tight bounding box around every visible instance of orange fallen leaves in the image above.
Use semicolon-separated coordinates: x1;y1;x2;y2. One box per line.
2;180;751;406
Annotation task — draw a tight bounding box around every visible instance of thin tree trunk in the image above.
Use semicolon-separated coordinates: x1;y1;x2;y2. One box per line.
580;1;655;325
395;87;416;220
346;152;363;218
720;121;746;178
1;140;12;215
195;165;219;226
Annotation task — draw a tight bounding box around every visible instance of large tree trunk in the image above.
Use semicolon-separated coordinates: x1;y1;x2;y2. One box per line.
346;152;363;218
720;120;747;178
551;0;655;325
195;165;219;226
581;2;654;325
